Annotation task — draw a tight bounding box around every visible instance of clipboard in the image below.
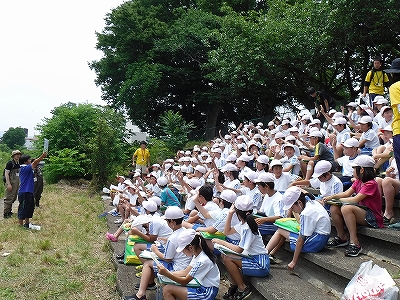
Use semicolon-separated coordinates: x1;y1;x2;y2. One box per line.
43;138;49;152
199;231;226;240
274;218;300;233
157;274;201;287
128;235;149;245
325;200;368;210
213;243;251;258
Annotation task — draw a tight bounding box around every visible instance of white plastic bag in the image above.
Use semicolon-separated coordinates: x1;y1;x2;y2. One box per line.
342;260;399;300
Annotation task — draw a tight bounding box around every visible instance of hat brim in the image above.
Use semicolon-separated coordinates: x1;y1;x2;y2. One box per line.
176;245;187;252
384;68;400;73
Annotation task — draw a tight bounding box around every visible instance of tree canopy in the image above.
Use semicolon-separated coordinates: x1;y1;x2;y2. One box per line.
36;102;129;186
1;127;26;149
91;0;400;139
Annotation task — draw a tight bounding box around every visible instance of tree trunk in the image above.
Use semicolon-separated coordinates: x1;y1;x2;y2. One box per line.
205;103;222;140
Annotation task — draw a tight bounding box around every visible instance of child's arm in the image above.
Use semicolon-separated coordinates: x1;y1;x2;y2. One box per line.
288;235;305;271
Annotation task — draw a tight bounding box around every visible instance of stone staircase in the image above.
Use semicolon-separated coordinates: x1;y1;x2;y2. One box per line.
248;194;400;300
103;195;400;300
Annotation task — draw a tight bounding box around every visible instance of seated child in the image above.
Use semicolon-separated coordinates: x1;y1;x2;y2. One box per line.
323;155;383;257
266;186;331;271
158;229;220;300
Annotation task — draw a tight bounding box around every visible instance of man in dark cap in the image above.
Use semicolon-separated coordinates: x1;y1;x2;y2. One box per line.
384;58;400;173
308;87;335;123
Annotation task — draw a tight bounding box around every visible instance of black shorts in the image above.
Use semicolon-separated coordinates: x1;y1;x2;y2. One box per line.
18;192;35;219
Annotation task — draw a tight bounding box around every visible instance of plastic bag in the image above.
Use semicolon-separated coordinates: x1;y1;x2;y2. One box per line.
342;260;399;300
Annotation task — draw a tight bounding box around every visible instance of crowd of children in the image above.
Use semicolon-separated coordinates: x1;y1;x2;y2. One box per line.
103;61;400;299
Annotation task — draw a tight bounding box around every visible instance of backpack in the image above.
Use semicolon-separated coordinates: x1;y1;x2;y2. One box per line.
2;160;18;183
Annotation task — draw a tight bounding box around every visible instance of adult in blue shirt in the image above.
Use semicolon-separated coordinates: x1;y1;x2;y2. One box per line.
18;152;47;228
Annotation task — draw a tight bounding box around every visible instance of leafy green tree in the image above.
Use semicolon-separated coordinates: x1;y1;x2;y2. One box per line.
1;127;26;149
36;102;129;184
159;111;195;152
91;0;400;136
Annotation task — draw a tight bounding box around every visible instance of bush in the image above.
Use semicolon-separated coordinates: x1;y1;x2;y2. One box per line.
147;138;175;164
44;149;90;184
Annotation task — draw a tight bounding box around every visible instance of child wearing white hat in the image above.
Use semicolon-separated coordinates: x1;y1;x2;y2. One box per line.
212;195;269;300
266;187;331;271
323;155;383;257
158;229;220;300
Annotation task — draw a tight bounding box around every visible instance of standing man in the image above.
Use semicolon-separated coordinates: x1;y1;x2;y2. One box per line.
384;58;400;175
362;56;390;107
308;87;335;124
132;141;150;176
18;151;47;228
3;150;21;218
33;159;44;208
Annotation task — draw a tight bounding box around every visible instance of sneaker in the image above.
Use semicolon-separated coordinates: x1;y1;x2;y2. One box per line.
110;211;120;217
383;216;395;225
269;255;278;265
345;243;362;257
233;286;252;300
135;265;143;271
223;285;238;300
106;232;118;242
114;218;123;224
116;253;125;260
117;258;125;264
3;212;12;219
134;282;156;290
23;223;30;229
98;212;108;218
326;236;349;248
29;224;41;230
124;294;147;300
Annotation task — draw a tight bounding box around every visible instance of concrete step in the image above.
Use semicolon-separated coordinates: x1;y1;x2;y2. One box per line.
271;242;400;299
250;264;339;300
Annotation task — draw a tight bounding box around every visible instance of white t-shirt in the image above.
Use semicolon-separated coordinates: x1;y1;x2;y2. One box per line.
163;227;192;271
149;215;173;240
299;200;331;236
259;192;284;217
336;128;351;145
188;251;220;288
337;155;358;177
146;183;162;197
197;201;220;227
223;178;241;189
274;172;299;192
233;222;268;256
240;186;263;209
319;175;343;197
280;155;300;175
212;208;241;241
360;129;380;149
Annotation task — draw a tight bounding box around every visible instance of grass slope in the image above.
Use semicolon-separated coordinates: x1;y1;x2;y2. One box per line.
0;183;120;300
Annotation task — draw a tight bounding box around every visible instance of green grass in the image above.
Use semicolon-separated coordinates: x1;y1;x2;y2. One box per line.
0;183;120;300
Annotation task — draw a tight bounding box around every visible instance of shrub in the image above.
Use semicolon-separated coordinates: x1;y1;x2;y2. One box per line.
44;149;90;184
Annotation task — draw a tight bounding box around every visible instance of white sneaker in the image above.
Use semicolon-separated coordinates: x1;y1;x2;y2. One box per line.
29;224;41;230
114;218;123;224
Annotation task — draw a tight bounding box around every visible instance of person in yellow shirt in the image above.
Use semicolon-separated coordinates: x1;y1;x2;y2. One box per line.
362;57;390;107
384;58;400;173
132;141;150;175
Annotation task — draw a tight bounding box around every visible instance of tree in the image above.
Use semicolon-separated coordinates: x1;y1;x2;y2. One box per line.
36;102;129;185
1;127;26;149
91;0;400;136
159;110;195;152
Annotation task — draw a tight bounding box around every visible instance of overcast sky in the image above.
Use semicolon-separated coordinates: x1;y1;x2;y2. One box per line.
0;0;125;136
